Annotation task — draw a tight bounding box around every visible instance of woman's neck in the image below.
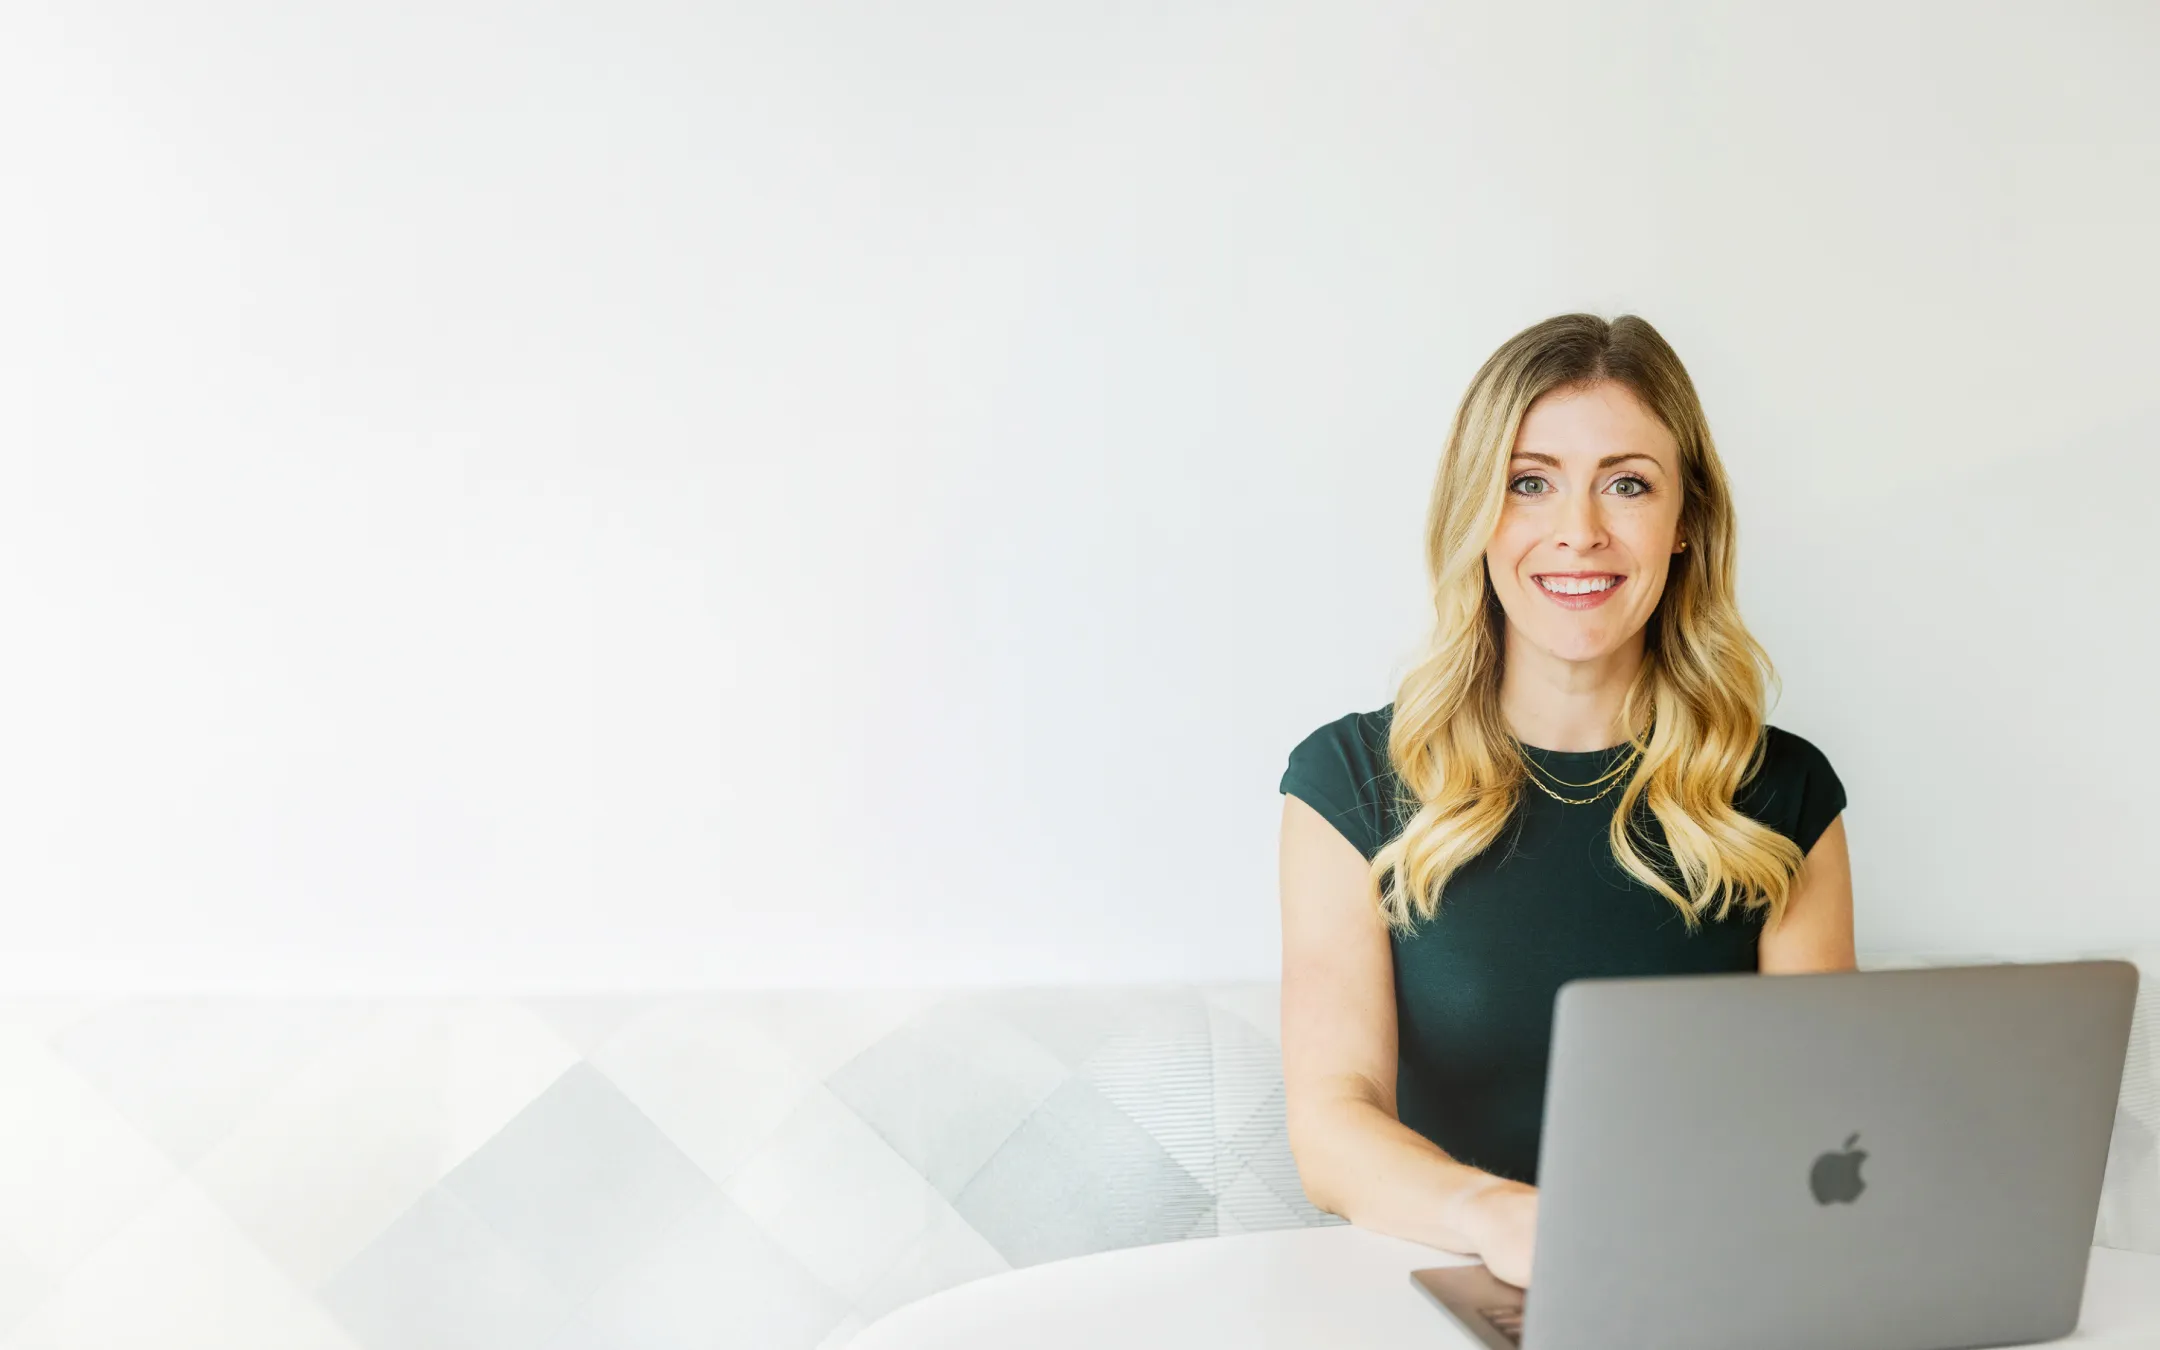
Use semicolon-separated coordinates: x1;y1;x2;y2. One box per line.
1498;626;1647;752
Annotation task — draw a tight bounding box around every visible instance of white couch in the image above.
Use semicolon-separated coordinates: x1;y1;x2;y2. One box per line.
0;951;2149;1349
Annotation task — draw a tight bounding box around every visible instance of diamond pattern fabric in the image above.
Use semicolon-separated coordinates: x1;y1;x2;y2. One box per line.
0;961;2147;1349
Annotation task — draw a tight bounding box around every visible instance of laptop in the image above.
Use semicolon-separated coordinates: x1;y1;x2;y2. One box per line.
1410;960;2139;1350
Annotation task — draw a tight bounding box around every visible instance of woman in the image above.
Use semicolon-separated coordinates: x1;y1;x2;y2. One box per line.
1276;313;1854;1290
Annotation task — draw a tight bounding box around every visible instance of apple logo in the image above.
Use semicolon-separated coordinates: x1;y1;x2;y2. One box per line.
1810;1133;1868;1205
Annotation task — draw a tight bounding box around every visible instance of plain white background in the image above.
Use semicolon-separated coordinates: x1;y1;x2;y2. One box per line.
0;1;2154;992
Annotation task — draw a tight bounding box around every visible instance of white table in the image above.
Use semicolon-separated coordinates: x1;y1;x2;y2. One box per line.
851;1227;2160;1349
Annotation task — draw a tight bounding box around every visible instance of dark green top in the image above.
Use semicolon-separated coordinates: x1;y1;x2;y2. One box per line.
1279;704;1845;1185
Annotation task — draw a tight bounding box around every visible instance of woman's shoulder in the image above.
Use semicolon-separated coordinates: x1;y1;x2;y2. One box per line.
1741;724;1847;855
1292;703;1395;757
1757;724;1836;776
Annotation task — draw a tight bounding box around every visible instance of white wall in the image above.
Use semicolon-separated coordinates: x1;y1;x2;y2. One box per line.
1;1;2154;993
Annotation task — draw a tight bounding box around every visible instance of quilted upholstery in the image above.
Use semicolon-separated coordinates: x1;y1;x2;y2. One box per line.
0;953;2147;1348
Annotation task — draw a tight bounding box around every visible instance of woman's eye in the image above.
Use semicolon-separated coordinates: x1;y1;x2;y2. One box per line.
1607;475;1651;497
1508;475;1550;496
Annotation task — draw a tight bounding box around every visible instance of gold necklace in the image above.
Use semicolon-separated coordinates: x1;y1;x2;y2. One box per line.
1521;746;1637;789
1520;745;1641;806
1521;765;1630;806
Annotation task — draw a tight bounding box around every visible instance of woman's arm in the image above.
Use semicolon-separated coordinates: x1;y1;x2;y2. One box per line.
1759;813;1855;974
1278;794;1539;1284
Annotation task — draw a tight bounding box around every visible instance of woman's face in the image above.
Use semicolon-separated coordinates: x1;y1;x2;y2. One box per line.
1485;381;1687;666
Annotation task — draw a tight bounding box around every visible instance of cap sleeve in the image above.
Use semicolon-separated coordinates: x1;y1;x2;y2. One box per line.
1279;710;1394;861
1749;727;1847;856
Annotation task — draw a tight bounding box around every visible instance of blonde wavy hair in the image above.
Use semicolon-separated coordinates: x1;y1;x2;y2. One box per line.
1371;313;1804;935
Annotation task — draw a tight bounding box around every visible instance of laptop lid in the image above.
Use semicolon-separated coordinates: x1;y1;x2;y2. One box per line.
1523;960;2137;1350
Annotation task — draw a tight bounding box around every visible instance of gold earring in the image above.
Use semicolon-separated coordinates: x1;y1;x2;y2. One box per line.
1677;539;1688;551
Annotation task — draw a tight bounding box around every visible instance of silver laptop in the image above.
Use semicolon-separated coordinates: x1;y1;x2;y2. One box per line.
1412;960;2139;1350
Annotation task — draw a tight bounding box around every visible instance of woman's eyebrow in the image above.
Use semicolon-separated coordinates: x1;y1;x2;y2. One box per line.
1510;451;1664;469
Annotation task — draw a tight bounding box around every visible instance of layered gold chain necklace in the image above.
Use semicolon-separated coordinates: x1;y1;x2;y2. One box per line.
1519;738;1645;807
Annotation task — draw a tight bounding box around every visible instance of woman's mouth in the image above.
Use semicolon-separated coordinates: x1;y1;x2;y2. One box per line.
1533;573;1625;610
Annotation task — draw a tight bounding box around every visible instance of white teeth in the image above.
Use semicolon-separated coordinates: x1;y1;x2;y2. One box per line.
1537;575;1619;596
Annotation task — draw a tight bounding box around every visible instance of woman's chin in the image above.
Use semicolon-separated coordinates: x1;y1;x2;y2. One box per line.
1522;624;1637;667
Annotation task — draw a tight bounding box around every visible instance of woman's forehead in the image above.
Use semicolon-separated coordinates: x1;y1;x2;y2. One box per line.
1514;385;1678;466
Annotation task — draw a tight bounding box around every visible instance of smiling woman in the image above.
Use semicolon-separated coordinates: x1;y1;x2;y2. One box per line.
1274;313;1855;1291
1492;390;1683;654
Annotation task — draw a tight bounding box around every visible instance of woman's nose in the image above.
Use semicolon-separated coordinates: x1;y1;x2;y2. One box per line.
1553;489;1609;551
